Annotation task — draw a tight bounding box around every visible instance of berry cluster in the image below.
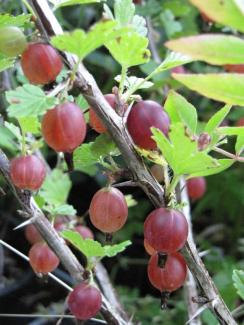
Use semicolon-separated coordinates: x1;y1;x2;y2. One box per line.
2;25;208;321
144;208;188;298
7;35;86;190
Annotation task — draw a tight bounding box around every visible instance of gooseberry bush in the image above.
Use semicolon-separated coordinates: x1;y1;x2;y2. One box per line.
0;0;243;324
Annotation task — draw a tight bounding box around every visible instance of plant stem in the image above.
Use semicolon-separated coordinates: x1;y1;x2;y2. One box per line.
21;131;26;156
213;147;244;162
119;66;127;95
166;175;180;198
22;0;37;17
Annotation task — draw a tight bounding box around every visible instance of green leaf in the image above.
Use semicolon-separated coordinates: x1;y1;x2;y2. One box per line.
74;143;98;170
61;230;131;258
0;56;15;72
0;124;19;151
164;90;198;134
50;0;104;9
51;21;127;60
205;105;232;135
105;32;150;68
166;35;244;65
233;270;244;300
235;134;244;154
91;133;119;158
6;85;57;118
131;15;147;37
113;0;147;36
125;194;137;208
154;51;193;74
152;123;218;176
18;116;41;135
46;204;76;216
115;75;153;90
187;159;234;178
217;126;244;136
39;169;72;206
114;0;135;26
172;73;244;106
0;14;31;28
4;121;22;141
160;9;182;38
75;95;89;111
189;0;244;32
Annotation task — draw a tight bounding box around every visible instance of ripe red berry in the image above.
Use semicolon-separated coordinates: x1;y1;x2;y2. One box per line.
187;177;206;200
127;100;170;150
67;282;102;320
10;155;46;190
89;94;116;133
236;117;244;127
28;242;59;274
75;225;94;239
89;187;128;233
21;43;63;85
41;102;87;153
147;252;187;292
25;224;43;244
171;66;185;74
225;64;244;74
144;208;188;253
144;239;156;256
0;26;27;57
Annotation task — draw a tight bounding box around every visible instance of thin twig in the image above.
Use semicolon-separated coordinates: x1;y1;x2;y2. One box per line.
0;239;72;292
213;147;244;162
0;314;106;323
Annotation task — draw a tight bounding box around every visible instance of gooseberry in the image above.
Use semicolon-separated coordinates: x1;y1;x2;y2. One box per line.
89;187;128;233
127;100;170;150
10;155;46;191
147;252;187;292
41;102;86;153
144;208;188;253
144;239;156;256
89;94;116;133
67;282;102;320
28;242;59;274
187;177;206;200
75;225;94;239
21;43;63;85
25;224;43;244
0;26;27;57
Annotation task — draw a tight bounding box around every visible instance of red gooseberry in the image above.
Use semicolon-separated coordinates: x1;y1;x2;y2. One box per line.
89;187;128;233
67;282;102;320
187;177;206;200
75;225;94;239
41;102;87;153
25;224;43;244
147;252;187;292
144;208;188;253
28;242;59;274
10;155;46;191
144;239;156;256
89;94;116;133
127;100;170;150
21;43;63;85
